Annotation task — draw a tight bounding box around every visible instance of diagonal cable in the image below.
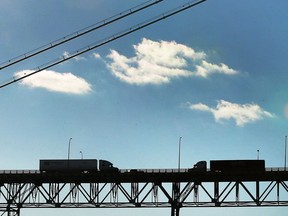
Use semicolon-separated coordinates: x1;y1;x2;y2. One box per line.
0;0;164;71
0;0;207;89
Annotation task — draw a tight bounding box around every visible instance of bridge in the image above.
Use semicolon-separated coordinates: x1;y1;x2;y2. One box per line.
0;168;287;216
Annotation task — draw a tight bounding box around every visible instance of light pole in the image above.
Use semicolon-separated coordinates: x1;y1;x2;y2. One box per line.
178;137;182;172
68;138;72;160
285;136;287;171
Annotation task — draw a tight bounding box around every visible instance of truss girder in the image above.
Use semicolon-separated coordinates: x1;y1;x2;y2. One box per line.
0;170;287;215
0;181;287;210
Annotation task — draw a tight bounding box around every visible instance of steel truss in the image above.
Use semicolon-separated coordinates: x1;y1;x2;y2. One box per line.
0;171;287;216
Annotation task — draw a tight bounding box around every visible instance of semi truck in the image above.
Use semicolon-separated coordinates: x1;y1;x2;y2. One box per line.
39;159;118;173
190;160;265;173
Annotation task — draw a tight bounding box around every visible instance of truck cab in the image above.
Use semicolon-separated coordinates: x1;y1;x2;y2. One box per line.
188;161;207;172
99;160;119;171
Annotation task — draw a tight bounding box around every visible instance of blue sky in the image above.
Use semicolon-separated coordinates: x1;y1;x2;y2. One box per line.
0;0;288;215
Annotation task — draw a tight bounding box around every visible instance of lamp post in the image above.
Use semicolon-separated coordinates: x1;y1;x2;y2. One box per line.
68;138;72;160
178;137;182;172
285;136;287;171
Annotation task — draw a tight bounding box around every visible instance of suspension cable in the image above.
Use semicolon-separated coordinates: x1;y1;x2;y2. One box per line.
0;0;207;89
0;0;164;71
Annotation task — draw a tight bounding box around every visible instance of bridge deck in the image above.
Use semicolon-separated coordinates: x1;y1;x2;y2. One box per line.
0;169;287;183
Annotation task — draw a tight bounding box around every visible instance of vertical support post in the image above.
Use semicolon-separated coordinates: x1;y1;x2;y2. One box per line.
6;183;21;216
214;181;219;206
152;183;159;206
256;181;260;206
7;208;20;216
277;181;280;205
110;183;118;205
193;185;199;204
131;182;139;204
171;206;180;216
236;182;239;205
90;183;99;206
171;182;181;216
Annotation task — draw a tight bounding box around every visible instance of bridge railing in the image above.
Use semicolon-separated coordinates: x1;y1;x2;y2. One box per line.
120;168;189;173
265;167;287;172
0;167;286;174
0;170;40;174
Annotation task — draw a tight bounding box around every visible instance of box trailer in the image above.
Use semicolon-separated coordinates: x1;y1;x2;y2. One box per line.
39;159;118;172
210;160;265;173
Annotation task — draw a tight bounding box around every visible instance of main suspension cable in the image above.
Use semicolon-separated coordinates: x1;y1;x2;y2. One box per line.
0;0;207;89
0;0;164;71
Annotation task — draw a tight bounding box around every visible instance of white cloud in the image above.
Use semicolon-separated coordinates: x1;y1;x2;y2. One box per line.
106;38;238;85
285;103;288;119
195;61;238;78
92;53;101;59
187;100;274;126
14;70;92;95
63;51;86;61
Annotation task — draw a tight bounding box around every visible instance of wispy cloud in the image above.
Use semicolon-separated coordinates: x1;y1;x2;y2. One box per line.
106;38;238;85
63;51;87;61
14;70;92;95
186;100;274;126
285;103;288;119
92;53;101;59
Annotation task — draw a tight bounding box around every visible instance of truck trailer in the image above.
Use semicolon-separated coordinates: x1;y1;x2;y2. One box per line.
189;160;266;173
39;159;118;172
210;160;265;173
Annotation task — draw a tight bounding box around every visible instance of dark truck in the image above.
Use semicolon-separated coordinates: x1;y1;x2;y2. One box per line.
39;159;118;173
210;160;265;173
190;160;265;173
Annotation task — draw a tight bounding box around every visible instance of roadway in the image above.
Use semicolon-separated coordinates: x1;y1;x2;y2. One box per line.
0;168;287;184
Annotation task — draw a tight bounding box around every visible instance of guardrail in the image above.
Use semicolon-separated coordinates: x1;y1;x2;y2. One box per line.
0;168;286;174
0;170;40;174
265;167;287;172
119;169;190;173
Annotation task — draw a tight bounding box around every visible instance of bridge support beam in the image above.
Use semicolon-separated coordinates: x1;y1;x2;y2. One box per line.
171;205;180;216
6;208;20;216
0;170;287;215
171;182;181;216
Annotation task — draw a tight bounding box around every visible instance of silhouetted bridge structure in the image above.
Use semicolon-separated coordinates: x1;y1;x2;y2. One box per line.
1;168;287;216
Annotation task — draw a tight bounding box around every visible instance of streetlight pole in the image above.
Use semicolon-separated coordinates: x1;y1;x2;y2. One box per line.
68;138;72;160
178;137;182;172
285;136;287;171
